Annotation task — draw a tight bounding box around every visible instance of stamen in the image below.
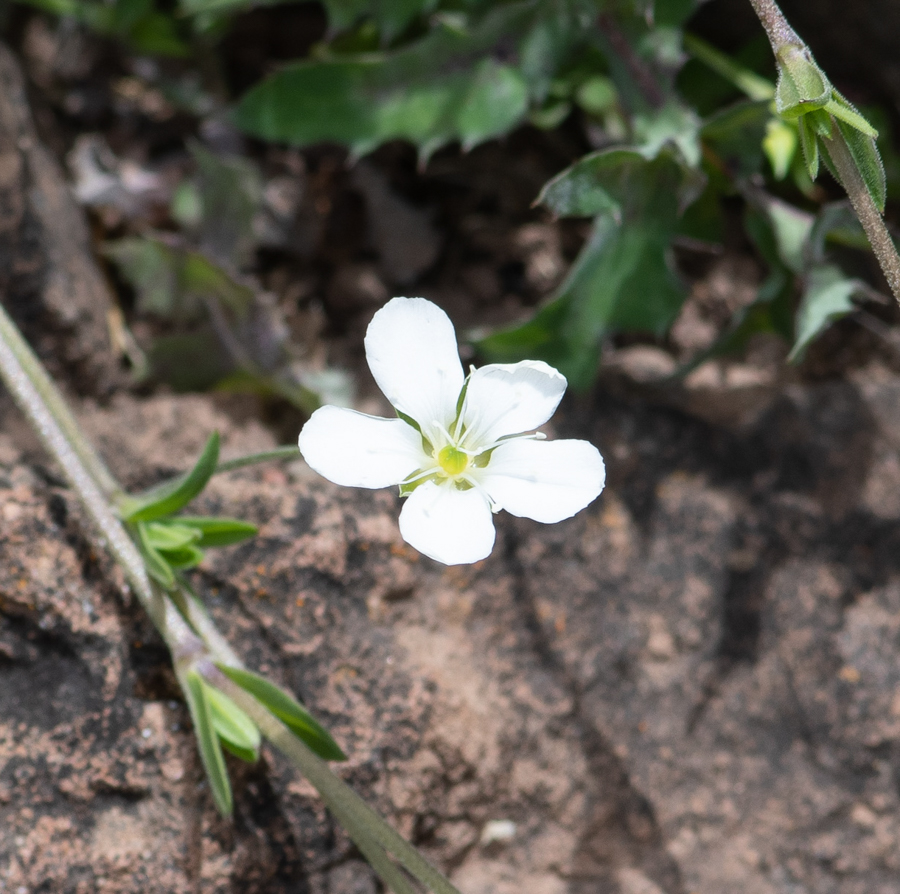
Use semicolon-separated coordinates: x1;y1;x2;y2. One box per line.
431;420;456;448
460;473;498;512
401;465;440;486
482;430;546;452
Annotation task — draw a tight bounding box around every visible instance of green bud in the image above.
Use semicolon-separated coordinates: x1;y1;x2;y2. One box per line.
774;45;830;118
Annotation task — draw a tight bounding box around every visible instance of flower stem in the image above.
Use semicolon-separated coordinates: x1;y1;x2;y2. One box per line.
0;300;200;653
215;445;300;474
746;0;802;50
0;302;120;498
0;299;463;894
212;668;464;894
746;0;900;307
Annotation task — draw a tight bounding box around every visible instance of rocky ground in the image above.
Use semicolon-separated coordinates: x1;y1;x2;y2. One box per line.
4;11;900;894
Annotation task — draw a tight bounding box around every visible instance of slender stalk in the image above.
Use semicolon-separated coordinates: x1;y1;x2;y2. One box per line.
0;302;120;498
212;670;463;894
1;298;462;894
0;301;202;658
215;445;300;474
745;0;900;307
825;125;900;304
746;0;802;51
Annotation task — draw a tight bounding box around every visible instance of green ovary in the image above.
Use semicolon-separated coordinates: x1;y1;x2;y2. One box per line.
437;445;469;476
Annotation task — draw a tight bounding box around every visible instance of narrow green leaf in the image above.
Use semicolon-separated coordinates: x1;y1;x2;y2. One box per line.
797;115;820;181
837;119;886;213
206;685;261;760
682;32;774;102
143;521;201;551
137;522;175;588
790;265;859;361
119;432;220;523
157;543;205;570
175;516;258;548
825;91;878;138
218;665;347;761
183;670;233;816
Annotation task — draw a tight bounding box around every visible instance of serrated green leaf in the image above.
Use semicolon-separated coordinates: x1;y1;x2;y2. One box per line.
789;265;859;361
633;100;702;168
235;56;527;158
538;149;632;218
837;119;886;213
218;665;347;761
233;5;534;157
482;214;686;388
175;516;258;548
206;685;260;761
183;670;233;815
120;432;220;523
143;521;202;551
137;522;176;588
490;150;695;387
539;146;703;219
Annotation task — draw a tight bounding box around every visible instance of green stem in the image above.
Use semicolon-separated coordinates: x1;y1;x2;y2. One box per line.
0;301;203;656
825;125;900;305
745;0;900;307
215;445;300;474
0;302;120;498
212;670;463;894
0;298;461;894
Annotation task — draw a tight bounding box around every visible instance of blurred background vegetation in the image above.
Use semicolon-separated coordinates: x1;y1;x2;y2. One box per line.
3;0;898;405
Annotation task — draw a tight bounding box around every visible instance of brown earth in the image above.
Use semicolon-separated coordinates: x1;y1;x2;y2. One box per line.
4;18;900;894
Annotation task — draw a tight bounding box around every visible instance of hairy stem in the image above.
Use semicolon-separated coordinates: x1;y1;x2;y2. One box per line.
0;301;202;655
0;303;120;497
746;0;802;50
1;298;461;894
745;0;900;306
825;125;900;305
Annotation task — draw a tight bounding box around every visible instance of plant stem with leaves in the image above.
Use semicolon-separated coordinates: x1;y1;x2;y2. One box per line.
747;0;900;307
0;297;461;894
824;121;900;300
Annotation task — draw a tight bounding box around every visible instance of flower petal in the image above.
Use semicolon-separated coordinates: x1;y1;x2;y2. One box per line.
399;481;495;565
461;361;567;447
480;438;605;523
364;298;464;440
298;406;425;488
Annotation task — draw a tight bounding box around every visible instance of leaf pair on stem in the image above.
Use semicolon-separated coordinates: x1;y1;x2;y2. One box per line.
119;431;345;815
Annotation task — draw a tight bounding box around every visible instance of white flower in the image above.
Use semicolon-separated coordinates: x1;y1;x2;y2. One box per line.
298;297;606;565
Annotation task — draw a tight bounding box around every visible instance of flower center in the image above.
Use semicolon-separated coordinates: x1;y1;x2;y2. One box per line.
437;444;469;477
